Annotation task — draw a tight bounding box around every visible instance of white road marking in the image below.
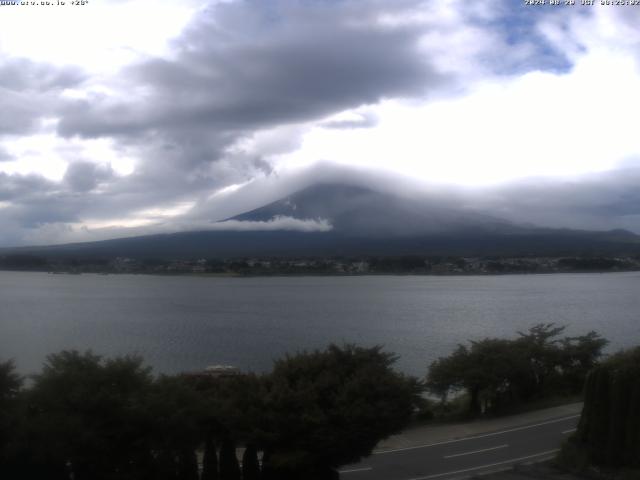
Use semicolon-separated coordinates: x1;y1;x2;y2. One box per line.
562;428;577;434
443;444;508;459
374;415;580;455
339;467;373;474
407;449;560;480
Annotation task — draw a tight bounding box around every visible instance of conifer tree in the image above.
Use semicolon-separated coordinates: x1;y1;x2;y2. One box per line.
242;444;261;480
156;450;179;480
201;438;219;480
219;438;241;480
574;347;640;469
177;448;199;480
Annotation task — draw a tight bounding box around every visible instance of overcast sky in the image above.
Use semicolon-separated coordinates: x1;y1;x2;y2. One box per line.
1;0;640;246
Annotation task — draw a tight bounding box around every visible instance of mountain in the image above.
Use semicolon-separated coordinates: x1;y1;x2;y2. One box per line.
3;183;640;259
230;183;518;237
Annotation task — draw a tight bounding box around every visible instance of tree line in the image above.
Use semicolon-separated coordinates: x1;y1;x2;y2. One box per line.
426;324;608;415
0;345;420;480
0;325;614;479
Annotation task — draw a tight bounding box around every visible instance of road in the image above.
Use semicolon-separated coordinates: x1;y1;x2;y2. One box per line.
339;413;580;480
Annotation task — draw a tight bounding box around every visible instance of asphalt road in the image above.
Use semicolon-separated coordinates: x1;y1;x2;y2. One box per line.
339;414;580;480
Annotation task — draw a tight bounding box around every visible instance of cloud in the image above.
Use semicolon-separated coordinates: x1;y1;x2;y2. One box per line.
54;0;445;192
208;215;332;232
3;161;640;248
0;171;57;203
0;58;85;137
536;5;640;67
58;1;441;138
0;0;200;72
321;110;379;130
2;2;640;246
0;58;84;92
457;165;640;233
0;147;13;162
0;89;45;136
18;0;454;247
63;161;114;192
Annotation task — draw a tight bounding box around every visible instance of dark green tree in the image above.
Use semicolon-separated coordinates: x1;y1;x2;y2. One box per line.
242;443;261;480
25;350;154;480
558;331;608;392
177;448;199;480
428;339;532;414
155;449;179;480
0;360;23;478
572;346;640;468
145;375;206;479
261;344;421;478
261;450;276;480
515;323;566;395
219;437;241;480
0;360;21;401
427;324;607;415
201;438;219;480
426;345;468;403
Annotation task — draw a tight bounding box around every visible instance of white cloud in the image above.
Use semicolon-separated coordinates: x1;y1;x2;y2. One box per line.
262;6;640;186
16;215;333;246
0;0;200;73
207;216;333;233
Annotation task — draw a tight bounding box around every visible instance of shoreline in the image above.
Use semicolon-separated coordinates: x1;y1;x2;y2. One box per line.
1;268;639;278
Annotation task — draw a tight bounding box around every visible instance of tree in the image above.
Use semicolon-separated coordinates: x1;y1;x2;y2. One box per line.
558;331;608;392
201;437;219;480
177;448;199;480
0;360;22;477
219;437;241;480
572;346;640;468
427;339;529;414
0;360;21;402
515;323;566;395
261;344;422;478
426;345;468;403
145;376;207;479
24;350;154;480
191;372;268;445
427;325;608;415
516;324;607;398
242;443;261;480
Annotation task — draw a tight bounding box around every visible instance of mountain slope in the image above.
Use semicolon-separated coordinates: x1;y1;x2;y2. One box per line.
3;183;640;259
230;183;520;237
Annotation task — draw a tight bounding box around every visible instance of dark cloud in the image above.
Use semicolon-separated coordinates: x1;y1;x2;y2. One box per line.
0;58;85;136
0;172;56;203
0;58;84;93
65;13;435;134
0;89;44;135
56;0;442;177
0;172;78;246
63;161;114;192
6;201;79;229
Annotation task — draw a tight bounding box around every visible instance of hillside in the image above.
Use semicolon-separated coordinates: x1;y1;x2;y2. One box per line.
2;183;640;259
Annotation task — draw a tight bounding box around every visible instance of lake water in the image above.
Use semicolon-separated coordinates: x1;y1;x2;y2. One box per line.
1;271;639;377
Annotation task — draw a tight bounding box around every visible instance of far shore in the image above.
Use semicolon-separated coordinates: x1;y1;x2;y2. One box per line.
1;267;639;278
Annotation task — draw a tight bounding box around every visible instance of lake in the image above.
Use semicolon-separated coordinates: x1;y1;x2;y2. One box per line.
1;271;639;377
